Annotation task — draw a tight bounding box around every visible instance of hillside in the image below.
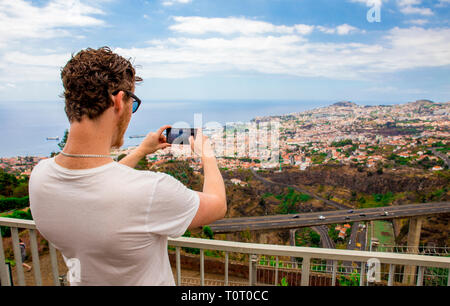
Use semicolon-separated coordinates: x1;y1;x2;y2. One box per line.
154;160;449;246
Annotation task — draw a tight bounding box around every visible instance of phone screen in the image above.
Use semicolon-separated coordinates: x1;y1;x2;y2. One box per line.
166;128;197;145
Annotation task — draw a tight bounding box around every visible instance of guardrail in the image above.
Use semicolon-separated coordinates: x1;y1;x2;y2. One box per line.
1;217;449;286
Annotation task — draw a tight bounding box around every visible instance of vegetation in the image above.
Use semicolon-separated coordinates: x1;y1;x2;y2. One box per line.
311;153;327;165
58;129;69;151
279;277;289;286
357;192;394;208
275;187;311;214
0;169;29;198
295;228;321;248
328;223;352;243
0;208;33;237
202;226;214;239
338;269;360;286
387;153;411;166
0;196;30;213
331;139;353;147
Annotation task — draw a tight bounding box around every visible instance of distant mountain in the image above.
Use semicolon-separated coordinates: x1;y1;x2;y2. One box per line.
409;99;434;105
331;101;358;107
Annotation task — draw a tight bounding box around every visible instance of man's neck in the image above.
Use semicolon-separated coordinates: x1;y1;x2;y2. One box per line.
55;118;116;170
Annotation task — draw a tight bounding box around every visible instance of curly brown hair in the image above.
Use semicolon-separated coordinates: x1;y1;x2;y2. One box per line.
61;47;142;122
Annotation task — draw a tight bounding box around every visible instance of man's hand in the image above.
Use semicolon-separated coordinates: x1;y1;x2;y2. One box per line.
189;129;215;159
136;125;172;156
119;125;171;169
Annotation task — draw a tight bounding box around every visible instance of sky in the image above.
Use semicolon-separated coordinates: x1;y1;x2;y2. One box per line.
0;0;449;104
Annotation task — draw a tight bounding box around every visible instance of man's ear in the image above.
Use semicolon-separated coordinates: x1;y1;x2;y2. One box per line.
112;91;125;114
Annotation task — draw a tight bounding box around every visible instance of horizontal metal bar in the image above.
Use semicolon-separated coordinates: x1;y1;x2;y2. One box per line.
168;237;450;269
0;217;36;229
1;217;449;273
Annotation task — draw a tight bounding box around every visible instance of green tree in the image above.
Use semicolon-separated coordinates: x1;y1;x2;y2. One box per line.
202;226;214;239
58;129;69;151
13;182;29;198
0;196;30;213
0;208;32;237
310;230;321;246
0;169;19;197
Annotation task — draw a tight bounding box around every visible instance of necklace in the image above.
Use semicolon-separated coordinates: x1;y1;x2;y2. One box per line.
60;151;116;159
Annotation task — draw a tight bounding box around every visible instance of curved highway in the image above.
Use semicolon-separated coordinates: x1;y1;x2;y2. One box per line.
209;202;450;233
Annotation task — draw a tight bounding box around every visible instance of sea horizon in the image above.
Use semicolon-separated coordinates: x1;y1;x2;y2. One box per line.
0;98;419;158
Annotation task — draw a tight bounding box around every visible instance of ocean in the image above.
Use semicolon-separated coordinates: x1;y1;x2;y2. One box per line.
0;99;368;158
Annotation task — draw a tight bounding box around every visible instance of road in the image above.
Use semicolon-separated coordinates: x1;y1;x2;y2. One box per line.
341;222;368;273
312;225;335;272
209;202;450;233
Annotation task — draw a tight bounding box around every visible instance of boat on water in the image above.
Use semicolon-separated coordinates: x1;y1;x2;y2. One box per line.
129;135;146;139
46;137;60;141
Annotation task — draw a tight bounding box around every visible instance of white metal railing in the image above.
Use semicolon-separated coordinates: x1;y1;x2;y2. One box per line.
168;237;450;286
1;217;449;286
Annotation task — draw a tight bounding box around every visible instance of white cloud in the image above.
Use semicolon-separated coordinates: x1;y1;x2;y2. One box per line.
2;14;449;87
0;0;105;47
162;0;192;6
436;0;450;7
113;20;450;81
170;16;304;35
294;24;315;35
317;24;364;35
397;0;434;15
169;16;359;36
405;18;429;25
349;0;386;7
317;24;361;35
0;0;107;83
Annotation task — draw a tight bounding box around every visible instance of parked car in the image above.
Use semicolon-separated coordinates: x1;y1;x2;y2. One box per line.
318;215;326;220
292;215;300;219
345;216;350;220
348;209;354;213
359;213;366;217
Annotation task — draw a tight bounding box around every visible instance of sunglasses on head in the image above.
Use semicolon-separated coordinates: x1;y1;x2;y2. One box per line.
112;90;141;114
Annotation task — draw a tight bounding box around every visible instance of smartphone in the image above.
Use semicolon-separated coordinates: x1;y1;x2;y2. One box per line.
165;128;197;145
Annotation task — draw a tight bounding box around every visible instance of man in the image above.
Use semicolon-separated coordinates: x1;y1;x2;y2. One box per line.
29;47;227;286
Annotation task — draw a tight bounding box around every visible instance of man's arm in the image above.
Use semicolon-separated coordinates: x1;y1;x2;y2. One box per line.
118;148;146;168
119;125;171;168
188;133;227;229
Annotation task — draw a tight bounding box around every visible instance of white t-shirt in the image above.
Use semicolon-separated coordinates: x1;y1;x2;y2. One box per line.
29;157;199;286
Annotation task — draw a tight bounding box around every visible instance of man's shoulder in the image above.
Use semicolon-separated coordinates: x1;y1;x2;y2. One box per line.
113;163;174;183
30;158;52;175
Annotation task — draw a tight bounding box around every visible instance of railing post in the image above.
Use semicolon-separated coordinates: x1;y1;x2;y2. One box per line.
416;266;424;286
176;247;181;286
29;229;42;286
250;254;257;286
200;249;204;286
11;227;25;286
360;262;365;286
447;269;450;287
388;264;395;286
49;244;60;286
0;230;11;286
224;252;229;286
301;257;310;286
274;256;279;286
332;260;337;286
